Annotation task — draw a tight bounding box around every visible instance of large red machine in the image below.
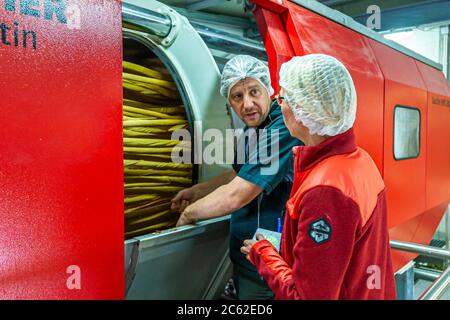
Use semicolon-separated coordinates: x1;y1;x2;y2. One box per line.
0;0;124;299
252;0;450;271
0;0;448;299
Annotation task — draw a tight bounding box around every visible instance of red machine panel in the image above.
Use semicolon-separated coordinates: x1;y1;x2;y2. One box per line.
416;61;450;210
254;7;295;96
367;40;444;270
254;0;384;175
368;40;428;229
282;3;385;172
0;0;124;298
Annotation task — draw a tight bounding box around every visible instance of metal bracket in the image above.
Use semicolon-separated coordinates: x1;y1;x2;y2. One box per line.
202;249;232;300
420;266;450;300
391;236;450;299
395;261;415;300
160;8;182;48
125;240;140;295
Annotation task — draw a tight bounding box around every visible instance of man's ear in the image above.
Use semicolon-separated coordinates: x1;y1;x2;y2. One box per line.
226;103;232;116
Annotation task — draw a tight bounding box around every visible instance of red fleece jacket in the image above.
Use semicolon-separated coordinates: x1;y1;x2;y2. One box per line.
249;129;396;300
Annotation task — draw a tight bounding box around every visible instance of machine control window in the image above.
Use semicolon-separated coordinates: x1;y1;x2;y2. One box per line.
394;106;421;160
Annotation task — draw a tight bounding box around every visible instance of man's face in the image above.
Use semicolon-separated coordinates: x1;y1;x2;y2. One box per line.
228;78;271;128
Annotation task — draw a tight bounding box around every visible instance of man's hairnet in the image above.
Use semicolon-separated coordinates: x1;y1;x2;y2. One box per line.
220;55;274;100
279;54;357;137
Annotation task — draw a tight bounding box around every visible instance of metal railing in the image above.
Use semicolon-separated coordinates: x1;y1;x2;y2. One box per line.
414;267;441;282
391;240;450;260
122;2;172;37
190;22;267;59
419;266;450;300
391;239;450;300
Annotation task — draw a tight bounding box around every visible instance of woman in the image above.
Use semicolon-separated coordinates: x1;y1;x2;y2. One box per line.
241;54;396;300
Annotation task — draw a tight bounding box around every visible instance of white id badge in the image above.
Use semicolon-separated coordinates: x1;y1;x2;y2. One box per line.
252;228;282;252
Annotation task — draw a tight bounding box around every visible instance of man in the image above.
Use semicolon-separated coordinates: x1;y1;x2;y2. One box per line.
171;55;302;300
241;54;396;299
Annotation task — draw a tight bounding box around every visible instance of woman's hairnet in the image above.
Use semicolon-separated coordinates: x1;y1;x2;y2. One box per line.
279;54;357;137
220;55;274;100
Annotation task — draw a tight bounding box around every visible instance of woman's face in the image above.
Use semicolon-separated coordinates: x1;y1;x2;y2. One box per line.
279;88;308;140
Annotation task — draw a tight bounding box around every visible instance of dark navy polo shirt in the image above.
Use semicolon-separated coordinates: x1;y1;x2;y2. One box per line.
230;100;303;280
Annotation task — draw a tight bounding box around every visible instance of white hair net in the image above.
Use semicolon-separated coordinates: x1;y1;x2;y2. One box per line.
220;55;274;100
279;54;357;137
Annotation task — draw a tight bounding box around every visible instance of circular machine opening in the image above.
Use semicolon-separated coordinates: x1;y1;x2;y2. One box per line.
123;36;195;239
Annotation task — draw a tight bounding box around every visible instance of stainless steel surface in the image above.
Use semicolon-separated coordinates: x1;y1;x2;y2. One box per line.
419;266;450;300
390;240;450;260
191;22;267;59
395;261;415;300
122;1;234;298
125;239;140;294
289;0;443;71
186;0;225;11
135;216;230;248
172;6;255;29
122;2;172;37
318;0;352;5
160;0;253;18
414;267;442;282
126;217;231;299
202;248;233;300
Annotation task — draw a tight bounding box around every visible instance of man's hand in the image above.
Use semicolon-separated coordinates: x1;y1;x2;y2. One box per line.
174;174;262;227
176;206;198;227
171;188;196;213
240;234;266;261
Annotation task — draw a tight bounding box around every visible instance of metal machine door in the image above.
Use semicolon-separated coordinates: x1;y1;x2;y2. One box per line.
122;0;233;299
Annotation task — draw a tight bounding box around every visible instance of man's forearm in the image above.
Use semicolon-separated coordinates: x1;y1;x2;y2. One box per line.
191;169;236;200
183;176;262;222
186;185;238;221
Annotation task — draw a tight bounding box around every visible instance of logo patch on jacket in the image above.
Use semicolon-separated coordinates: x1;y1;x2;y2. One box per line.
309;218;331;244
